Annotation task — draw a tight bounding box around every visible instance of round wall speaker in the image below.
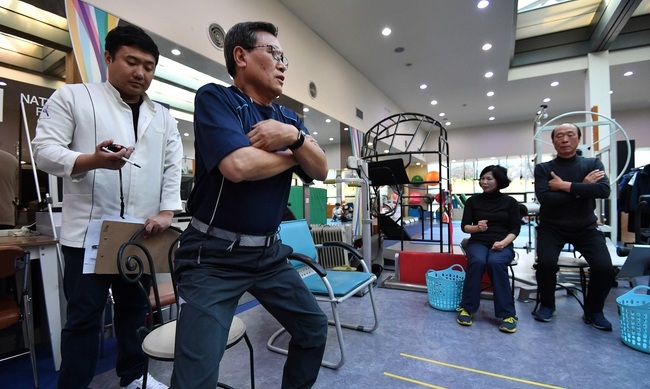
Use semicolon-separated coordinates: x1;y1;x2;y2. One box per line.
207;23;225;50
308;81;317;99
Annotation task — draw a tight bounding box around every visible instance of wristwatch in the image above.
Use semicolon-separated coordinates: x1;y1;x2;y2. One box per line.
288;128;306;150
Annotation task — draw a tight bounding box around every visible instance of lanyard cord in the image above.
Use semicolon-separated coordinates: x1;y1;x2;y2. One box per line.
118;169;125;219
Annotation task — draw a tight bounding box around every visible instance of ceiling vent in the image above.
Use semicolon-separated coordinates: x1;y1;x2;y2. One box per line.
207;23;225;50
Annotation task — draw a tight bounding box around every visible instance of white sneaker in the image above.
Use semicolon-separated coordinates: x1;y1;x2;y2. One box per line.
121;373;168;389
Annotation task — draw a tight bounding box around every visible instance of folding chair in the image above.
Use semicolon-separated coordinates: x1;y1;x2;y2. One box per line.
0;246;37;388
267;219;379;369
115;225;254;388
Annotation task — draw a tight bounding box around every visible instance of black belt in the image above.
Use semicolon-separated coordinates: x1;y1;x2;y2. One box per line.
190;218;277;247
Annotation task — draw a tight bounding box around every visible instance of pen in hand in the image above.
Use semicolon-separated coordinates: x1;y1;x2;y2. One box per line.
101;146;141;168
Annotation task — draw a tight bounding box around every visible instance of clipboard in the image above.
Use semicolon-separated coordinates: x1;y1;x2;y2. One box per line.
95;220;179;274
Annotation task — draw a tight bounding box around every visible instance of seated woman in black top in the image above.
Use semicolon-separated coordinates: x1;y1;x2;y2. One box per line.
457;165;521;333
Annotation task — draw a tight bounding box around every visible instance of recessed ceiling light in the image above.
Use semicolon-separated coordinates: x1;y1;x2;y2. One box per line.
439;113;445;117
416;162;421;165
543;97;551;103
430;100;438;105
489;116;495;121
382;27;392;36
367;142;373;146
183;132;189;137
313;131;318;135
485;71;493;78
420;84;427;89
609;90;614;95
488;105;495;110
490;156;496;160
171;49;181;56
343;127;349;131
0;81;7;86
329;137;334;141
325;118;331;123
486;91;494;97
550;81;559;86
445;121;451;126
384;150;390;153
482;43;492;51
477;0;489;9
624;71;633;76
303;107;309;112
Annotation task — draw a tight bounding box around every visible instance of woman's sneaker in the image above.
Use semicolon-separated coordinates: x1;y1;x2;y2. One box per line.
499;316;518;333
456;308;473;326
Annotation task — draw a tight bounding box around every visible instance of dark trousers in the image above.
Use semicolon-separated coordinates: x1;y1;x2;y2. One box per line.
535;225;615;314
57;246;149;389
171;228;328;389
460;243;516;318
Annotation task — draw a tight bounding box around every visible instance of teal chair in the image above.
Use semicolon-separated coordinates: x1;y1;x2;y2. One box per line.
267;219;379;369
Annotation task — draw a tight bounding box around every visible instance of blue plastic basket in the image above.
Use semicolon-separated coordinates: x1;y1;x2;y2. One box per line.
426;264;465;311
616;285;650;354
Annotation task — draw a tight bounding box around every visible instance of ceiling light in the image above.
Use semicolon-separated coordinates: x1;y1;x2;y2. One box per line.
624;71;633;76
416;162;421;165
550;81;559;86
343;127;349;131
488;105;495;110
420;84;427;89
543;97;551;103
313;131;318;135
482;43;492;51
489;116;495;121
0;81;7;86
382;27;392;36
384;150;390;153
325;118;331;123
431;100;438;105
445;121;451;126
486;91;494;97
183;132;189;137
367;142;373;146
329;138;334;141
439;113;445;117
303;107;309;112
477;0;489;9
609;90;614;95
171;49;181;56
484;71;493;78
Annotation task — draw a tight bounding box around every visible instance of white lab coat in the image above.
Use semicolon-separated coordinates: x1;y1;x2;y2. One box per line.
32;82;183;247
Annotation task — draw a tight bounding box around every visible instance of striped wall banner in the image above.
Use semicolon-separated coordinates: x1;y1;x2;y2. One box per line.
349;127;364;236
65;0;119;83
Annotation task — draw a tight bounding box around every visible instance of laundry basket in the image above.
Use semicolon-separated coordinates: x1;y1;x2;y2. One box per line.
426;264;465;311
616;285;650;354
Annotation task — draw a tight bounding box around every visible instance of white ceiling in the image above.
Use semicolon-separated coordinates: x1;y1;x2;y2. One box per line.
2;0;650;150
279;0;650;131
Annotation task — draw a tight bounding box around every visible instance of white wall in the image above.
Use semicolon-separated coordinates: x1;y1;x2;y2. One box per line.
445;108;650;161
84;0;403;132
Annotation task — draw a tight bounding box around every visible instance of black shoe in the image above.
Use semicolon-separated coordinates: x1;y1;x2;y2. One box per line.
583;312;613;331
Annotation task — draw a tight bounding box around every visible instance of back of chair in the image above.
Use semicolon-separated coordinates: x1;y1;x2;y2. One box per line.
116;226;182;329
0;246;23;279
278;219;318;262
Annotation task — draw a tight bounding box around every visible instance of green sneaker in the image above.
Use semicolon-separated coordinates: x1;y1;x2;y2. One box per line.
456;308;473;326
499;316;518;333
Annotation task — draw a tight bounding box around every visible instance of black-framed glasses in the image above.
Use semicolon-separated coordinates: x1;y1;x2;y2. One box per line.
246;45;289;68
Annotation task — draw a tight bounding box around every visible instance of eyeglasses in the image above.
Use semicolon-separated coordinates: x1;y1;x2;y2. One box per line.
246;45;289;68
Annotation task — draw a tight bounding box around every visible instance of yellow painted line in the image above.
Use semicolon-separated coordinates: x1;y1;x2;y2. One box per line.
401;353;568;389
383;372;447;389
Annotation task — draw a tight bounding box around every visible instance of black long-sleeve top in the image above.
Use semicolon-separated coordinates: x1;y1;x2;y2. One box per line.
534;155;610;230
461;191;521;246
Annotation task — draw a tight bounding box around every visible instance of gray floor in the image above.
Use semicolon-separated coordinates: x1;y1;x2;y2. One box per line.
90;255;650;389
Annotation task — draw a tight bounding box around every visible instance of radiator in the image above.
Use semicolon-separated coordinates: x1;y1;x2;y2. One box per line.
310;224;352;269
